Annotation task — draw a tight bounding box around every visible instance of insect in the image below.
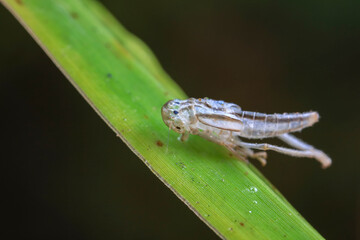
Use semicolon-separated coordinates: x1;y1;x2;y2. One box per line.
161;97;332;168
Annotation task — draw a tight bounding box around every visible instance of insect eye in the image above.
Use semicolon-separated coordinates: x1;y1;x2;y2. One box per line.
173;110;179;115
174;101;180;104
176;126;181;130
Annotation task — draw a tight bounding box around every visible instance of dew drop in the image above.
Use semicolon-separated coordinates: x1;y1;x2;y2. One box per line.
249;187;258;193
249;210;252;213
253;200;258;204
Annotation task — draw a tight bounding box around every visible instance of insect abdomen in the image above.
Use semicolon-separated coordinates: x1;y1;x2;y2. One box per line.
239;111;319;138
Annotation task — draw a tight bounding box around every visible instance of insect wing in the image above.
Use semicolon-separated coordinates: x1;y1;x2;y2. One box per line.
197;114;243;131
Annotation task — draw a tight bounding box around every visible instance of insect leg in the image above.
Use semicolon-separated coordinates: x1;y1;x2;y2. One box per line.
277;133;314;150
179;132;190;142
224;145;248;162
225;144;267;166
252;151;267;166
277;133;332;168
237;141;331;168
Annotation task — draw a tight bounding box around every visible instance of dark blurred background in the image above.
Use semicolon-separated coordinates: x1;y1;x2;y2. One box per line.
1;0;359;239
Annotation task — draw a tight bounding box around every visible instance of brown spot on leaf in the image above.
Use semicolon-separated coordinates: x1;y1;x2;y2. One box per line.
70;12;79;19
244;172;248;176
240;222;245;226
144;115;149;119
156;140;163;147
15;0;23;4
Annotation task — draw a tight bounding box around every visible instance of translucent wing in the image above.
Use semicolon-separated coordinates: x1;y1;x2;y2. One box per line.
197;114;243;131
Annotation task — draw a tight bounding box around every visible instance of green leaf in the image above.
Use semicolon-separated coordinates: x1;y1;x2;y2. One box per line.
2;0;324;239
